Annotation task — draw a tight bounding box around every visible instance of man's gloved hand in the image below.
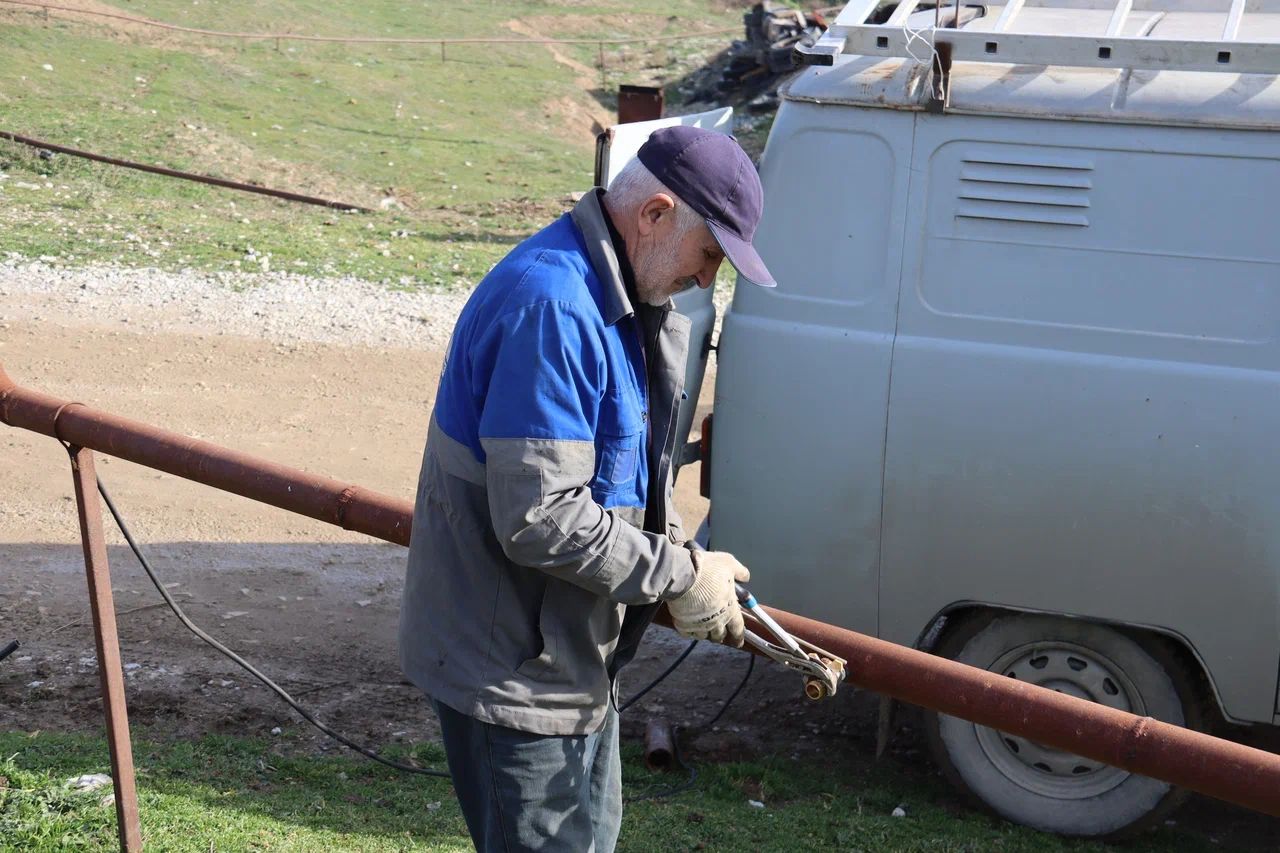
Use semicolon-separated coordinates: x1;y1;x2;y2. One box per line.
668;550;750;647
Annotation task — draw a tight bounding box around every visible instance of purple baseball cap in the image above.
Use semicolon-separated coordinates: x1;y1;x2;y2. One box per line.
636;126;776;288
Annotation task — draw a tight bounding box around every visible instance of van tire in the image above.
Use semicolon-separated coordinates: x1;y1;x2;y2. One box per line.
924;612;1203;839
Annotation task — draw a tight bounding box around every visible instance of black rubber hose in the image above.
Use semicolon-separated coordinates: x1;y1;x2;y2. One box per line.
84;444;753;792
91;469;449;778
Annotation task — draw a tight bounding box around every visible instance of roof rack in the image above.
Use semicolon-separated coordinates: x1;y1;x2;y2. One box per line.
797;0;1280;73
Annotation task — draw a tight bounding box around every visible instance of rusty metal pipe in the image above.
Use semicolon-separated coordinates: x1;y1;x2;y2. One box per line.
644;719;675;771
69;446;143;851
0;131;371;212
654;606;1280;817
3;362;1280;817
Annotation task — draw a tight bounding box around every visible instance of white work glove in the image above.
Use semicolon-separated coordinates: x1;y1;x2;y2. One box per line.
668;550;750;647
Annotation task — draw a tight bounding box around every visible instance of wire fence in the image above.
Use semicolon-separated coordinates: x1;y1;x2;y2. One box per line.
0;0;749;89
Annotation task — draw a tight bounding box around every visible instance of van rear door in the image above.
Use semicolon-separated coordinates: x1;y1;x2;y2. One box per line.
594;107;733;472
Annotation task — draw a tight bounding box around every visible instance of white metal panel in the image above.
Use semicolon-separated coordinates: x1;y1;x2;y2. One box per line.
594;107;734;468
814;0;1280;73
783;51;1280;130
881;113;1280;723
597;108;732;188
791;3;1280;128
708;101;914;634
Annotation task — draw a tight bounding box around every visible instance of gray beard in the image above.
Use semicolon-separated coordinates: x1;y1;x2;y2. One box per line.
634;240;686;307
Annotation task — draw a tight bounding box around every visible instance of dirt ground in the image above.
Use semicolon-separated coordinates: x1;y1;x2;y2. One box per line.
0;317;860;756
1;314;1276;848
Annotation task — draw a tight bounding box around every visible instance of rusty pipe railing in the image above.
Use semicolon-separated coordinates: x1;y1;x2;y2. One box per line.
3;362;1280;819
0;364;410;546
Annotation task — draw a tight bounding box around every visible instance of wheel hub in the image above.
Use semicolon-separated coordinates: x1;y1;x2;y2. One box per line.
976;640;1145;799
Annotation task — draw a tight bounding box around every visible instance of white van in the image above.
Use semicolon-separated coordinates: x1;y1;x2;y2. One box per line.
601;0;1280;839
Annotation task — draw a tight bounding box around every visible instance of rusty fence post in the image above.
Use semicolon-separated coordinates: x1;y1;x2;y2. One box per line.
69;445;143;852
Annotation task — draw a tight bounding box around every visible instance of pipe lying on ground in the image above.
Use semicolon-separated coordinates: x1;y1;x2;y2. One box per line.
3;361;1279;817
0;131;371;212
644;719;675;771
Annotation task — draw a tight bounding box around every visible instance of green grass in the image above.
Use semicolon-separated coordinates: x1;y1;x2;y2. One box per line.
0;0;741;285
0;730;1221;852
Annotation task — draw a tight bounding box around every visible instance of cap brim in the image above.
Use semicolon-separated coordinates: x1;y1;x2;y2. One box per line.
708;221;776;288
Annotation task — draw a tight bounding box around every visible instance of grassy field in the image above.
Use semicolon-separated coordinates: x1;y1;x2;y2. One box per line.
0;729;1222;852
0;0;743;285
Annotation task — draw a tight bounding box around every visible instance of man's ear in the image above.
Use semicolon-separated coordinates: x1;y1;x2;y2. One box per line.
636;193;676;237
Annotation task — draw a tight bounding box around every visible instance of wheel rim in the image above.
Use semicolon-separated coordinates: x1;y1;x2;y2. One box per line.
975;639;1145;800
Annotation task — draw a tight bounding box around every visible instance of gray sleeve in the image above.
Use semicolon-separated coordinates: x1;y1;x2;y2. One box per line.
481;436;697;605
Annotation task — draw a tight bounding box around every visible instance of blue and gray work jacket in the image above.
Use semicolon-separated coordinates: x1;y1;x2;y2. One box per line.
399;190;698;736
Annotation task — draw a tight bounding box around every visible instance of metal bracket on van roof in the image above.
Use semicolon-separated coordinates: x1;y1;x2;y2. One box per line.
797;0;1280;75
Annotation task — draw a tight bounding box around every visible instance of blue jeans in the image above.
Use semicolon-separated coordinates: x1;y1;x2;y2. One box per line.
432;699;622;852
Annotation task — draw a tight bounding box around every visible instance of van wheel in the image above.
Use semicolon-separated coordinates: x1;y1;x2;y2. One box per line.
924;613;1203;838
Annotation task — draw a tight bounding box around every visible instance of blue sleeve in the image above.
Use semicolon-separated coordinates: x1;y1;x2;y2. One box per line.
475;300;607;442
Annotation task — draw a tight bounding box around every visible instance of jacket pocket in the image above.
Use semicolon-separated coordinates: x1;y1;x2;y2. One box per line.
594;430;641;490
515;582;559;679
515;580;620;689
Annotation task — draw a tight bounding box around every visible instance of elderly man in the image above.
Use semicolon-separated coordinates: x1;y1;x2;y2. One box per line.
400;126;775;852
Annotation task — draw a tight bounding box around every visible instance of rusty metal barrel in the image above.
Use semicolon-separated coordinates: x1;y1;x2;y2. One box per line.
3;361;1280;818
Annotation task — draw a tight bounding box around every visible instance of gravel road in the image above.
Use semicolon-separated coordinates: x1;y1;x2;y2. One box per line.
0;258;469;350
0;258;732;350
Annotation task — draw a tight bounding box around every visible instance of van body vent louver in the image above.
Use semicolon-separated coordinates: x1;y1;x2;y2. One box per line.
956;154;1094;227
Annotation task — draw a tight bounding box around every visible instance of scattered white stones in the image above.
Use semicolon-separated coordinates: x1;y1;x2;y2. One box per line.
68;773;113;791
891;805;907;818
221;611;249;620
426;801;442;811
271;726;282;735
0;258;487;351
747;799;765;809
27;680;44;688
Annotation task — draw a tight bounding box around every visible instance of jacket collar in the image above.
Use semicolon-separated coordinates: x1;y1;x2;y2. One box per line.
570;189;636;326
